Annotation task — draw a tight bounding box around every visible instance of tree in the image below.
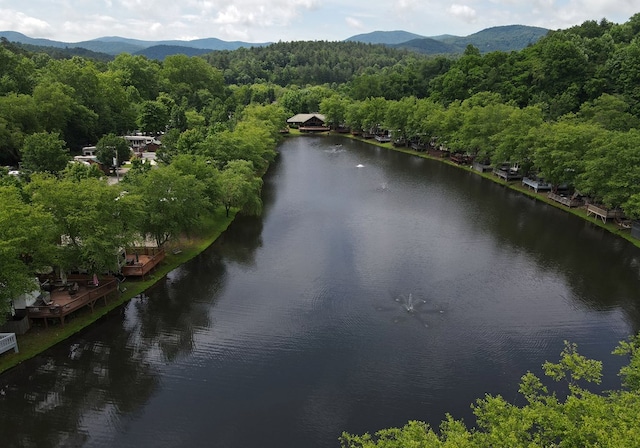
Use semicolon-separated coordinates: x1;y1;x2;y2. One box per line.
126;165;210;246
578;93;640;131
491;105;544;170
384;96;416;144
137;100;169;135
577;129;640;209
170;154;220;203
531;120;605;189
217;160;263;217
320;94;349;128
27;175;140;275
0;185;56;322
95;134;131;169
20;131;70;175
340;336;640;447
160;55;225;108
61;162;105;182
108;53;161;101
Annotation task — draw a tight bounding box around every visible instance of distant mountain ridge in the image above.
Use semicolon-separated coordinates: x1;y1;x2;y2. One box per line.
345;30;427;45
0;25;549;59
353;25;549;54
0;31;270;57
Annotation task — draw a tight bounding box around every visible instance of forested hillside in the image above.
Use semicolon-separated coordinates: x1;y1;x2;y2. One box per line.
204;40;415;85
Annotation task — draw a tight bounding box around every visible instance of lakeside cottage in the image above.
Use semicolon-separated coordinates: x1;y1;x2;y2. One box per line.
286;114;329;132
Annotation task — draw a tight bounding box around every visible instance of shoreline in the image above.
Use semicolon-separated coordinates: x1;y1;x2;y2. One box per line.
0;208;237;375
294;129;640;250
3;132;637;374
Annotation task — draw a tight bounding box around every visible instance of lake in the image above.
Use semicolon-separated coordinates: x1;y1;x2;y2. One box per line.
1;136;639;447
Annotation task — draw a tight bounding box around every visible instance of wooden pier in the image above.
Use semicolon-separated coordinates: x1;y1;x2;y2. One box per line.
450;153;474;165
493;165;522;181
547;192;583;208
27;276;118;327
586;204;624;223
121;246;165;278
522;177;552;193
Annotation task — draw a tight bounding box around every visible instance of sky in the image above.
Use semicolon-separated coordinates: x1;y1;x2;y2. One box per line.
0;0;638;43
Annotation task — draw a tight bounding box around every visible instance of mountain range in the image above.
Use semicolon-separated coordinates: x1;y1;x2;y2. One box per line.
0;25;550;60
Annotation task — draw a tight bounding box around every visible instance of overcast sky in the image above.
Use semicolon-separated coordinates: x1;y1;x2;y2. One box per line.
0;0;637;43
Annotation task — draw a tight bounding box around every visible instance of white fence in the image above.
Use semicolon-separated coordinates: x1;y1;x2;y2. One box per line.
0;332;19;355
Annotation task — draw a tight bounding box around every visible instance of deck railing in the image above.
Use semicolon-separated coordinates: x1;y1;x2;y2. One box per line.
547;192;583;208
0;333;19;355
27;278;118;324
122;247;166;277
586;204;624;223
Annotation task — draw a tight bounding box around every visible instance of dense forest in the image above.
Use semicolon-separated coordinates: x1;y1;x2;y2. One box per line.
2;13;640;444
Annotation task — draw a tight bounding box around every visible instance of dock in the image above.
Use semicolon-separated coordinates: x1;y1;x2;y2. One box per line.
121;246;166;278
27;276;118;327
586;204;624;223
522;177;552;193
547;192;583;208
493;166;523;181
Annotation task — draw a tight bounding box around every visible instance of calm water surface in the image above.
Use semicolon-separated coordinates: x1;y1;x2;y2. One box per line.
2;136;640;447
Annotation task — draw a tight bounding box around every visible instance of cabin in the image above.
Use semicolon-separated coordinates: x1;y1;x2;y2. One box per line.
123;135;161;151
286;114;329;132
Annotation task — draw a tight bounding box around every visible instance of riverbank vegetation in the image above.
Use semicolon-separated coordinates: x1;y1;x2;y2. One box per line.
2;11;640;443
341;336;640;447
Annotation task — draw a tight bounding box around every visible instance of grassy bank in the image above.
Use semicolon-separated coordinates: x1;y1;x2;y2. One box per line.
0;207;236;375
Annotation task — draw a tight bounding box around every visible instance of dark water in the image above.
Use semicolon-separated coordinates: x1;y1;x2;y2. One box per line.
2;136;640;448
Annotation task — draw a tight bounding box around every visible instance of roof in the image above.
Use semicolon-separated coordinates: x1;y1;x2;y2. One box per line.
287;113;326;124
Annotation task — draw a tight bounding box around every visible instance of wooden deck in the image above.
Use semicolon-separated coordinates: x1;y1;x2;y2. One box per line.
450;153;474;165
548;192;583;208
27;276;118;327
472;161;492;173
493;166;523;181
586;204;624;223
522;177;552;193
121;247;165;278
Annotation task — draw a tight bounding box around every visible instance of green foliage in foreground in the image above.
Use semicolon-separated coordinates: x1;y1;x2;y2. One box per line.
341;336;640;447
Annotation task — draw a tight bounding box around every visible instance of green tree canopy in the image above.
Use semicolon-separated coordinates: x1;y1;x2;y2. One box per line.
217;160;263;217
0;185;56;322
95;133;131;169
341;336;640;447
20;131;70;175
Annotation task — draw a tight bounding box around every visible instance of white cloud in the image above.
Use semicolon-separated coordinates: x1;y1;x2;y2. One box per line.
0;9;53;36
0;0;637;43
346;17;364;31
448;4;477;23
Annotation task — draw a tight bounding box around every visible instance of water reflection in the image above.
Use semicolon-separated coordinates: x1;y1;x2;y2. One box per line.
0;313;160;448
1;136;639;448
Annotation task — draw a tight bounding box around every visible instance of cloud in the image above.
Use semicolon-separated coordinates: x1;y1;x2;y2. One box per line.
345;17;364;31
448;4;477;23
0;9;53;36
